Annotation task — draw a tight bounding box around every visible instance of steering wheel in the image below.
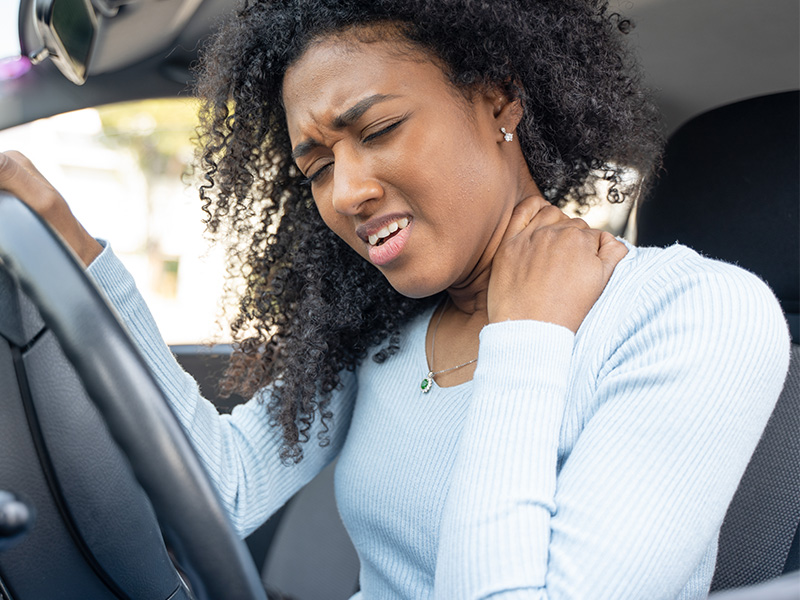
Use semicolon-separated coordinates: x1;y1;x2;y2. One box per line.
0;192;268;600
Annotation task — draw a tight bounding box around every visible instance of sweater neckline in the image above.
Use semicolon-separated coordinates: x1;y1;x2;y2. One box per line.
414;303;475;394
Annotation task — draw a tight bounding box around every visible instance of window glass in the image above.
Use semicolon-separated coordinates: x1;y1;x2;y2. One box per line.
0;0;32;81
0;98;638;344
0;1;21;60
0;98;231;344
561;169;640;241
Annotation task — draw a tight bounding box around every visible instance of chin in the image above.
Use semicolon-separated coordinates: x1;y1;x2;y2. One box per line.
381;269;447;300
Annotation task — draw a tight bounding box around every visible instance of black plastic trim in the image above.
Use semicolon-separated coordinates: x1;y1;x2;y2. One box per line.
17;325;47;354
0;572;14;600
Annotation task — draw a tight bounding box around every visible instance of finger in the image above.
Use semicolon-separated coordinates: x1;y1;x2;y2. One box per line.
553;216;590;230
597;231;628;274
570;217;589;228
0;151;31;194
5;150;52;183
502;195;546;243
0;151;61;214
527;204;569;228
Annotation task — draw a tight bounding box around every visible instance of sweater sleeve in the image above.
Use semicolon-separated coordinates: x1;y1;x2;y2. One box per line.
86;243;356;537
434;262;790;599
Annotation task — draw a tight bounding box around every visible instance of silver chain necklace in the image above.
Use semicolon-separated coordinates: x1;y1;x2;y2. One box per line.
420;298;478;393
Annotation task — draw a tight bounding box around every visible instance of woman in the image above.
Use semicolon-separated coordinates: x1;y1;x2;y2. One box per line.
0;0;790;598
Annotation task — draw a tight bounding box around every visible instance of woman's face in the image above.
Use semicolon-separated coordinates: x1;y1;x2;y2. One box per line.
282;34;522;298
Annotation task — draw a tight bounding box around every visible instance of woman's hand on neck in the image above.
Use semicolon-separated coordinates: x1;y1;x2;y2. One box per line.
445;174;550;319
484;194;628;333
444;163;628;335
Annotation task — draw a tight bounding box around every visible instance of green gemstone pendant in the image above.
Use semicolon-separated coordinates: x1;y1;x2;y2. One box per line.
420;372;434;393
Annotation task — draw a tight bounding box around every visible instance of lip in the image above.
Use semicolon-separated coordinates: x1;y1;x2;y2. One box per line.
356;213;412;243
366;219;413;266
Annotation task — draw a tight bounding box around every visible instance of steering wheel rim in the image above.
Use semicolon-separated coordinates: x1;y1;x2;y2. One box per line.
0;192;268;600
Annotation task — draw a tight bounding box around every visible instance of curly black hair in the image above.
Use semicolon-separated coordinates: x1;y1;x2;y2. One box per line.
193;0;663;463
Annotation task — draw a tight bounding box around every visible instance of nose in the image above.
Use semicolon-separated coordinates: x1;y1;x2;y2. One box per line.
330;153;384;216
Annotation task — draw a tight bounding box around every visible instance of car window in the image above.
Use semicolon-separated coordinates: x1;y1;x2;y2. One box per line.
0;97;637;345
0;1;21;60
0;98;231;344
0;0;32;81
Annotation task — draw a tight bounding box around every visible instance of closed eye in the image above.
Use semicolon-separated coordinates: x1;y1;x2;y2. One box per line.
301;116;407;186
301;162;333;187
362;117;406;144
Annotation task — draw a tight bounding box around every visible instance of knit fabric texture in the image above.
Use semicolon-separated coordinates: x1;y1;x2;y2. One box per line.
87;241;790;600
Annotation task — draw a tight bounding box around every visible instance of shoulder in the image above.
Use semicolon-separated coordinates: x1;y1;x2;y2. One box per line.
602;241;785;323
615;241;772;297
582;242;790;380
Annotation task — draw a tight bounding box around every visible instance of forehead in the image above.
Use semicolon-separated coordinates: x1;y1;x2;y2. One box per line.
282;36;453;138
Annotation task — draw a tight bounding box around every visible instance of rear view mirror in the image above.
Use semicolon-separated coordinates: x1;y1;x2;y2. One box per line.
30;0;99;85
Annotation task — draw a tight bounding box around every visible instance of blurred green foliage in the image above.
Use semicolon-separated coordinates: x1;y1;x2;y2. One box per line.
96;98;201;177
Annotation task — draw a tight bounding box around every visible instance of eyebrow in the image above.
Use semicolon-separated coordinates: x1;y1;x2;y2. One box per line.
332;93;397;128
291;93;398;161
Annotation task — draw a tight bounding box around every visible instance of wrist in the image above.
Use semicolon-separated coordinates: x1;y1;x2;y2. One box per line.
489;309;582;333
77;235;104;267
52;203;102;267
64;219;102;267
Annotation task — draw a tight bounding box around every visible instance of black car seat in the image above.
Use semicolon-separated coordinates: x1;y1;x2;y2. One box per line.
637;90;800;592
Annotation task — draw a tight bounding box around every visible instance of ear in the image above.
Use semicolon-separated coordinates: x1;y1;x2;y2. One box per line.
483;82;523;132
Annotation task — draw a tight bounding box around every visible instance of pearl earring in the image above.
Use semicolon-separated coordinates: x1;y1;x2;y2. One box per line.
500;127;513;142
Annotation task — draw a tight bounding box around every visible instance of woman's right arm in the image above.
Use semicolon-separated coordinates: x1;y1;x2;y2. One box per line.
0;150;356;537
88;245;357;537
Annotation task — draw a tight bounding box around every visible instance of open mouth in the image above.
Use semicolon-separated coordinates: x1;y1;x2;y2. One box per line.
374;229;399;246
368;217;409;247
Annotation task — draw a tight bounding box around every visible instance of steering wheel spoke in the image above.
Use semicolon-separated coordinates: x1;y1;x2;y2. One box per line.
0;192;267;600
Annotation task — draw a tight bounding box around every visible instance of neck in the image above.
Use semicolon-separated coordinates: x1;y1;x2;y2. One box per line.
446;272;491;315
445;178;549;318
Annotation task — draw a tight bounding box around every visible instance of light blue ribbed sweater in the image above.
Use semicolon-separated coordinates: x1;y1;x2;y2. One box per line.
88;241;790;600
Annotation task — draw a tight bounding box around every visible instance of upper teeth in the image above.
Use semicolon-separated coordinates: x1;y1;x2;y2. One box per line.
368;218;409;246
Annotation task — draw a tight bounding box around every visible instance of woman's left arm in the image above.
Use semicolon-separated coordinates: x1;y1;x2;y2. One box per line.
434;261;790;599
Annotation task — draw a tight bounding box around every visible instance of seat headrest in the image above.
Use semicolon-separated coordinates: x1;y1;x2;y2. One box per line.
638;91;799;342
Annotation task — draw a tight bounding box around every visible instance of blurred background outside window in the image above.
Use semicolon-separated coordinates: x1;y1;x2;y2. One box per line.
0;98;636;344
0;99;231;344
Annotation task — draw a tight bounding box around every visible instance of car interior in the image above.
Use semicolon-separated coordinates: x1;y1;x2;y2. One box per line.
0;0;797;599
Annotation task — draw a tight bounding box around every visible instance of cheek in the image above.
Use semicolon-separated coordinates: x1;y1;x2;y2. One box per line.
312;194;333;227
313;195;343;235
313;196;367;253
417;122;495;197
419;140;502;231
